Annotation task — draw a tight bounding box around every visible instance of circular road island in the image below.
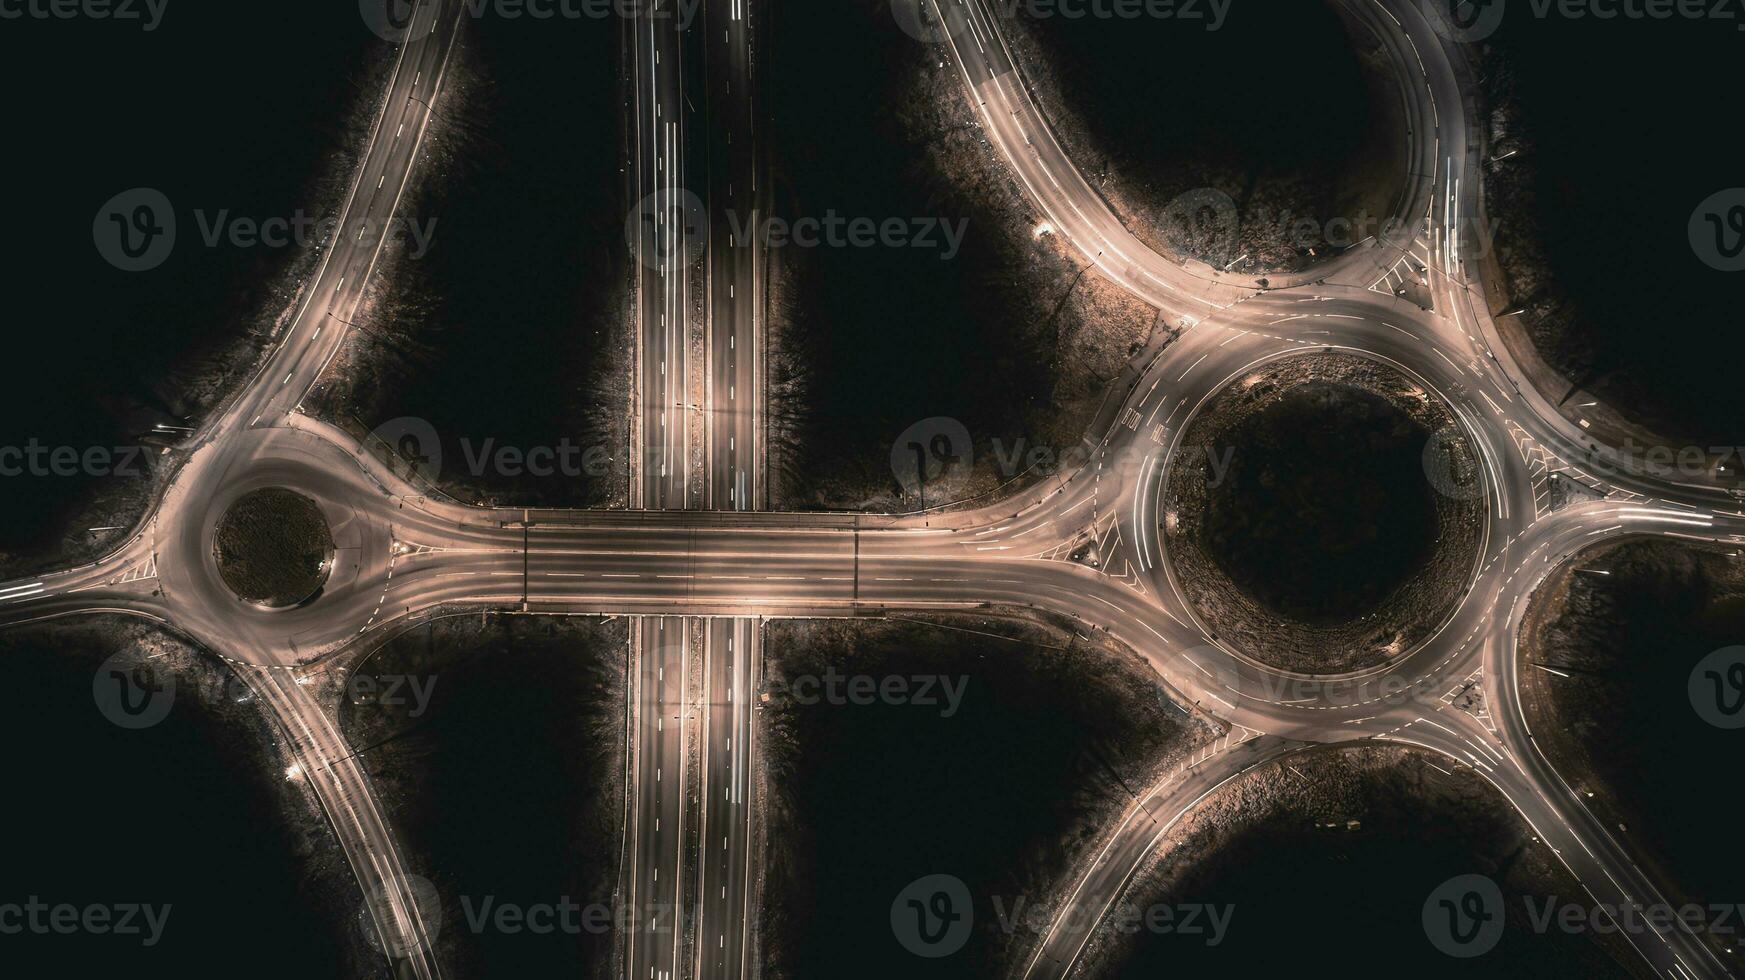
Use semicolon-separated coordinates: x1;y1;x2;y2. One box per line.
1162;352;1485;674
213;488;334;608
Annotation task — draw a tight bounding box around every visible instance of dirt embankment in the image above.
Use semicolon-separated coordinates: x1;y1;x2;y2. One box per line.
1164;352;1485;674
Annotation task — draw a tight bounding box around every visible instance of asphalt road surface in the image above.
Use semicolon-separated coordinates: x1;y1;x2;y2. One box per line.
695;0;764;975
626;3;701;978
628;0;700;513
625;616;689;980
5;0;1741;976
697;617;756;980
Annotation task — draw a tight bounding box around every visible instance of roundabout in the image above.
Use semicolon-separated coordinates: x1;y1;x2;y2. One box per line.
1161;349;1486;674
1;0;1741;977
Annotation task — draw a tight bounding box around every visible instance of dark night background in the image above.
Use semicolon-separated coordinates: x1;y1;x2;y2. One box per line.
1;0;1741;977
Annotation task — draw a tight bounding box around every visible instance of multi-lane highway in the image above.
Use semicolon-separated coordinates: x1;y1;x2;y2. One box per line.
630;0;702;513
626;0;765;974
625;2;701;977
701;0;763;516
624;616;689;980
695;0;765;974
697;618;756;980
6;0;1742;976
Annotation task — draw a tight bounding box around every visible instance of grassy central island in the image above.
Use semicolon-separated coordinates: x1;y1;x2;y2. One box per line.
213;487;333;607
